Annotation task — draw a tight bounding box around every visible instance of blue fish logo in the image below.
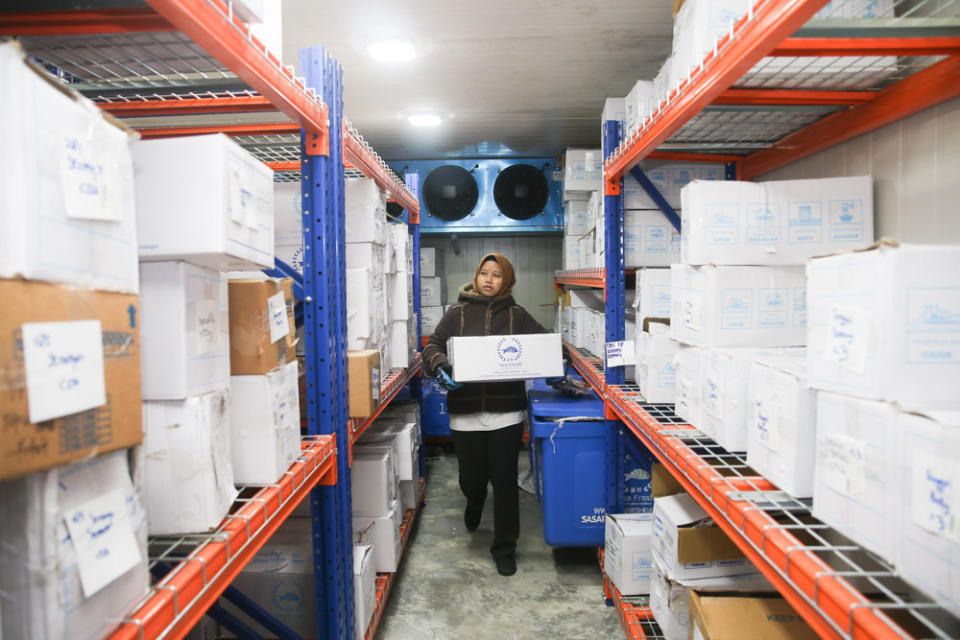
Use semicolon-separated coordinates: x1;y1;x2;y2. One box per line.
727;298;749;311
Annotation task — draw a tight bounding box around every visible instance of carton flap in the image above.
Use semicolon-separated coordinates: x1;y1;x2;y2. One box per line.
651;463;685;498
690;592;818;640
677;526;745;564
656;493;708;527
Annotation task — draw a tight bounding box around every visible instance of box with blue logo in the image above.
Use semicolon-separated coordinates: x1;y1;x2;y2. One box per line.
448;333;563;382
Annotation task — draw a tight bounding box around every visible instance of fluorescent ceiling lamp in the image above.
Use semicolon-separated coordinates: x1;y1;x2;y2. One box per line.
367;41;416;62
408;114;442;127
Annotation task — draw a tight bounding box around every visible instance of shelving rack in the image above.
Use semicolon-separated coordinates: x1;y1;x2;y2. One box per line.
555;1;960;638
1;2;423;639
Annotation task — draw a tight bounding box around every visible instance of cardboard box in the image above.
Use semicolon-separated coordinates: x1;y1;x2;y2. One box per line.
563;235;582;270
351;446;397;517
622;163;725;210
421;305;444;335
346;241;385;272
651;494;756;582
388;272;410;322
399;478;420;513
680;176;874;266
563;148;603;198
564;198;592;237
353;499;403;573
274;241;303;274
448;333;563;382
230;361;300;485
0;450;149;640
419;246;442;278
634;268;672;325
689;591;818;640
387;319;412;370
134;134;275;270
623;210;682;267
387;222;409;273
625;80;658;136
670;264;807;348
812;392;899;563
348;349;381;418
746;357;817;498
652;463;685;499
420;276;446;307
354;545;376;640
604;513;655;595
360;422;419;482
806;242;960;409
674;344;707;430
635;322;679;403
345;177;386;245
346;268;381;350
142;389;237;534
0;42;139;294
897;408;960;619
0;279;142;481
139;262;229;399
227;277;296;375
273;182;302;245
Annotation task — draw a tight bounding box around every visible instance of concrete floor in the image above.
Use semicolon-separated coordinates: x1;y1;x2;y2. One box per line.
376;444;623;640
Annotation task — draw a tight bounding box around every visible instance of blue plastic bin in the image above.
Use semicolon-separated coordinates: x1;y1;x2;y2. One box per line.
420;377;451;437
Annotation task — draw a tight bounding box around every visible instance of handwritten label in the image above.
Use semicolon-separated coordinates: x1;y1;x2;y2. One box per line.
682;293;703;332
22;321;106;423
752;397;780;451
606;340;636;367
826;305;871;374
267;291;289;344
193;299;221;355
63;489;141;597
912;452;960;542
228;163;257;228
59;134;123;221
820;433;866;500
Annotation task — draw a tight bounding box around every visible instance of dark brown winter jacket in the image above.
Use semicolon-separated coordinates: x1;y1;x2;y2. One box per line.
422;283;546;414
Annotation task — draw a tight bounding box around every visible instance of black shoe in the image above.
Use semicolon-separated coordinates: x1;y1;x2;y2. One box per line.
494;554;517;576
464;502;482;532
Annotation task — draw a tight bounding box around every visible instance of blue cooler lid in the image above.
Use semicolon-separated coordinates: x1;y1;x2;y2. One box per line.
527;372;605;419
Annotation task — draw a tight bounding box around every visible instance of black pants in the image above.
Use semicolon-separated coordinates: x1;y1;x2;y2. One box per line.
451;423;524;559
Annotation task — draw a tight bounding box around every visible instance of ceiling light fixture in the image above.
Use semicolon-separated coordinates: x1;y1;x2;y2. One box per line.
366;41;417;63
408;114;442;127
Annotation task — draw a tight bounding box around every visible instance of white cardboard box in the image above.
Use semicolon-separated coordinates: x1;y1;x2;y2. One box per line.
421;305;445;334
399;477;420;513
0;42;140;294
421;276;446;307
746;357;817;498
897;408;960;619
0;450;148;640
354;544;376;640
674;344;707;430
419;246;441;277
806;243;960;409
623;163;724;210
345;177;386;245
680;176;874;265
275;241;304;274
635;323;679;404
565;199;592;237
273;182;302;245
564;148;603;198
346;242;386;272
563;235;582;270
388;272;410;322
351;447;398;517
624;80;658;136
140;261;230;400
635;268;672;324
134;134;275;270
813;392;899;563
387;222;408;273
604;513;654;596
671;264;807;348
353;499;402;573
388;319;412;370
624;210;682;268
449;334;563;382
142;389;237;534
360;422;419;482
230;361;300;485
347;268;376;350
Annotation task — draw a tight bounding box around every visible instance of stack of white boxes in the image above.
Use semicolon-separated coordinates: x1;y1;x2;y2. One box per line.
563;148;603;270
420;246;446;335
385;221;415;370
672;176;874;500
0;42;150;637
345;177;389;360
806;242;960;620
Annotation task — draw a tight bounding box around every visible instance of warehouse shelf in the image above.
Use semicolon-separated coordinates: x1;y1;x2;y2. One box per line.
598;550;664;640
364;478;427;640
555;268;607;289
350;355;424;448
565;344;607;396
109;435;336;640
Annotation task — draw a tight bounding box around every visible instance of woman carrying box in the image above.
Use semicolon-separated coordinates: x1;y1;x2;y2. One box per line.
423;252;558;577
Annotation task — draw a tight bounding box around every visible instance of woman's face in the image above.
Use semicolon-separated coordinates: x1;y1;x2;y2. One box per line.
477;261;504;297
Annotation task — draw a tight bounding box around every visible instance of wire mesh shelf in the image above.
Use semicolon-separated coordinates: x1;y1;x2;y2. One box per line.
668;105;844;145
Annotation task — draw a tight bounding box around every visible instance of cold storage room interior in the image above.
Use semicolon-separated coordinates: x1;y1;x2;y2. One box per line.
1;0;960;639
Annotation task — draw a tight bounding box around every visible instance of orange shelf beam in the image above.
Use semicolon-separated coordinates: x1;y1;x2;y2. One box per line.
565;342;606;398
265;161;301;172
342;121;419;214
0;8;175;34
772;36;960;57
554;268;605;289
101;95;275;117
137;121;298;139
742;54;960;178
714;88;873;106
605;0;831;181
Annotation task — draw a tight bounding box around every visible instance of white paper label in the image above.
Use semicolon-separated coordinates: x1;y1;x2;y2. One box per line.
64;489;141;598
59;133;122;221
193;299;221;355
826;305;871;374
820;433;866;501
606;340;636;367
22;321;106;423
912;452;960;543
267;291;289;343
228;163;257;228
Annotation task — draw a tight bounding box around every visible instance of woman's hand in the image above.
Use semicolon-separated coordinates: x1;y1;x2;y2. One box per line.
437;362;463;391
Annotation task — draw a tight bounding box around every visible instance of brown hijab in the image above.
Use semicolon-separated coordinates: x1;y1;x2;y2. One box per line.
473;253;516;297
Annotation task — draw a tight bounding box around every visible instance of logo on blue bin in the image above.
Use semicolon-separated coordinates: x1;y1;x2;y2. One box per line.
497;337;523;362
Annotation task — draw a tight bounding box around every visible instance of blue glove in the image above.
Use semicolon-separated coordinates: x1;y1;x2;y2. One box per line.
545;375;565;386
437;363;463;391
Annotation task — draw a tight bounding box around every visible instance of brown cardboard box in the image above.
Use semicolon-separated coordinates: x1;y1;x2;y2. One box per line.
281;278;297;363
228;278;295;375
652;462;685;498
348;350;381;418
673;0;687;17
0;279;142;480
688;591;818;640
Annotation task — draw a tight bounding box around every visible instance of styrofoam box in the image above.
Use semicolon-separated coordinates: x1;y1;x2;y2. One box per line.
807;243;960;409
142;389;238;535
0;42;139;294
680;176;874;266
624;210;681;267
421;305;444;334
134;134;274;270
634;268;672;324
387;222;409;273
897;409;960;619
140;261;230;400
563;148;602;196
353;499;402;573
388;272;409;322
635;323;679;404
0;450;148;640
670;264;807;348
624;163;724;210
625;80;657;137
230;360;300;485
354;544;376;640
813;392;899;563
745;357;817;498
579;231;596;269
563;235;582;270
351;447;397;517
347;268;376;350
604;513;655;596
273;182;302;244
345;177;387;245
346;242;385;274
420;246;441;278
565;198;592;237
389;319;413;370
449;333;564;382
674;344;707;429
420;276;445;306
